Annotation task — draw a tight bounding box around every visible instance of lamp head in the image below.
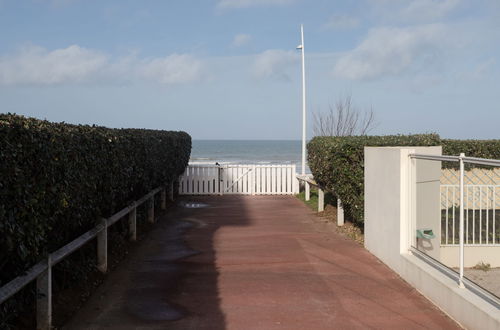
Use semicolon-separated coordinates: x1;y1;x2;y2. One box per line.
296;45;303;50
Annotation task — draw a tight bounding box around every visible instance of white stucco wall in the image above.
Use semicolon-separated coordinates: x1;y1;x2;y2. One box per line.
364;146;500;330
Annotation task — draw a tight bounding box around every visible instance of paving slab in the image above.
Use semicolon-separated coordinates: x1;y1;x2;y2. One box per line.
66;195;461;329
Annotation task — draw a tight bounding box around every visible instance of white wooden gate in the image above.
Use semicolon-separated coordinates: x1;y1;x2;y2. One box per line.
179;164;298;195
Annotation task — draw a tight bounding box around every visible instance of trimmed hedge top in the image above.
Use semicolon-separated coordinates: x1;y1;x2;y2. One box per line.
0;114;191;284
308;134;441;224
442;139;500;160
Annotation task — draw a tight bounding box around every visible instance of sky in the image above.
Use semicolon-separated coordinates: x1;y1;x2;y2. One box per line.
0;0;499;140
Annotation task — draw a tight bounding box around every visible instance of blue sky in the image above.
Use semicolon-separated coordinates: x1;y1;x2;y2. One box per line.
0;0;499;139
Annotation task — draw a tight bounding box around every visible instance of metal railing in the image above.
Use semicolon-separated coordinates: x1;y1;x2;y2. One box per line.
410;153;500;288
296;175;345;226
0;182;175;330
441;184;500;245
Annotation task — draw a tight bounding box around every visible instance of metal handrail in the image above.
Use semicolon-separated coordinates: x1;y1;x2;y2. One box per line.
411;153;500;167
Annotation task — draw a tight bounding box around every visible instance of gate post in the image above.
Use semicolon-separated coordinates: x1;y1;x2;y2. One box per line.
305;182;310;201
337;198;344;226
318;188;324;212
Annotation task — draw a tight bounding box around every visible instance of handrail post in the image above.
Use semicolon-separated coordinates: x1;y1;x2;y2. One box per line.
36;255;52;330
97;218;108;273
459;153;465;288
148;196;155;223
128;203;137;241
161;188;167;210
305;181;310;201
318;188;324;212
337;198;344;226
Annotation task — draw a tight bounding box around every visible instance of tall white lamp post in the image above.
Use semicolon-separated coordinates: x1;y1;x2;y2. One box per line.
296;24;306;176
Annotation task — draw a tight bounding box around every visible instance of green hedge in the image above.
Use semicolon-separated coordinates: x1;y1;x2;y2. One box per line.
0;114;191;286
307;134;441;224
442;139;500;159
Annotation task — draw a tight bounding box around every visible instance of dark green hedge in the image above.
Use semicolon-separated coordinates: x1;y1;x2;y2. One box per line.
442;139;500;160
307;134;441;224
0;114;191;285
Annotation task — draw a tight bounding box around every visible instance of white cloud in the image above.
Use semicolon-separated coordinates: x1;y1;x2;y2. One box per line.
471;58;496;79
0;45;108;85
402;0;460;21
217;0;294;10
323;14;360;30
368;0;460;23
0;45;205;86
232;34;252;47
252;49;298;81
334;24;447;80
138;54;203;84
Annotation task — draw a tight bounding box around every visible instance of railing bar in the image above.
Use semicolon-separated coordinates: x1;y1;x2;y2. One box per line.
51;223;104;265
473;186;476;244
411;154;500;167
410;154;459;162
494;187;497;244
466;187;469;244
486;187;490;244
136;187;162;205
446;186;449;245
0;260;48;304
107;204;135;227
463;157;500;167
452;187;456;245
479;186;483;244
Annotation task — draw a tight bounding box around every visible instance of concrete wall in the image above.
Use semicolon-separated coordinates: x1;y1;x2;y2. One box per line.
364;146;500;330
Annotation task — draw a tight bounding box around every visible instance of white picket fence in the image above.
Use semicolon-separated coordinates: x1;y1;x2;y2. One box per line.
179;164;299;195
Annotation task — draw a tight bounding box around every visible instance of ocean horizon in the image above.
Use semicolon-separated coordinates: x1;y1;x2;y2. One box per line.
190;140;311;173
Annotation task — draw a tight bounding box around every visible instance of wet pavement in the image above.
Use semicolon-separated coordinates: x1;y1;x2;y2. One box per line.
66;195;460;329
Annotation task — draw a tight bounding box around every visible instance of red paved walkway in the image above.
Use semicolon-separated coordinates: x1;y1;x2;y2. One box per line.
67;195;460;329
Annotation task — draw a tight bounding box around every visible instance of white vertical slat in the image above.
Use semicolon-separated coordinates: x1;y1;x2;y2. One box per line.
243;165;249;194
274;166;278;194
479;186;483;244
215;167;219;195
286;167;293;194
282;165;285;194
270;165;276;195
251;165;256;195
266;167;271;194
256;166;261;195
199;167;204;194
230;166;235;194
186;167;191;195
275;166;280;194
234;166;239;194
191;166;196;194
193;167;201;194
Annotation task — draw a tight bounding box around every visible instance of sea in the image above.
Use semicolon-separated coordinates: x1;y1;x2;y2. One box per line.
190;140;311;173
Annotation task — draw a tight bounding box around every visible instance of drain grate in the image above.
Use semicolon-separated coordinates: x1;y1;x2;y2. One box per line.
181;202;209;209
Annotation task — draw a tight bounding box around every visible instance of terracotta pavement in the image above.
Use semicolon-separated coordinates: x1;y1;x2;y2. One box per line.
66;195;461;330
